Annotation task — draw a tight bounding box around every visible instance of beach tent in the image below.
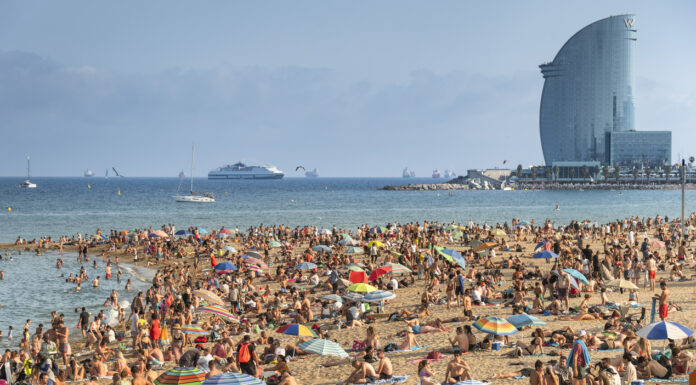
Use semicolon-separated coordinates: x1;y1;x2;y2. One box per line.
349;271;368;284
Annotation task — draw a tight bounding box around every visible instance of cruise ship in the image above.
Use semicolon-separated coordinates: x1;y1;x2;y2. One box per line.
432;169;442;178
402;168;415;178
208;162;285;180
443;169;456;179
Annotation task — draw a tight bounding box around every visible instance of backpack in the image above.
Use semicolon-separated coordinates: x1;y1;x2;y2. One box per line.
238;343;251;363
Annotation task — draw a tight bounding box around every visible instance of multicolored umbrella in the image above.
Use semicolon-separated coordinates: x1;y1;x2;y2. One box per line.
473;316;518;336
298;339;348;358
636;321;694;340
347;283;377;293
155;367;206;385
245;264;263;273
363;290;396;303
342;292;365;302
193;290;224;306
507;314;546;328
383;263;412;274
242;256;267;268
245;250;262;259
438;248;466;270
178;325;208;335
203;372;266;385
175;230;193;236
368;266;392;281
219;229;235;234
296;262;318;270
198;305;239;323
276;323;317;337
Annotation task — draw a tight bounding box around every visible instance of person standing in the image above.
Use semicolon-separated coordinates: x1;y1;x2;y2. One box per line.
655;281;670;320
237;335;258;377
567;330;590;385
646;254;657;292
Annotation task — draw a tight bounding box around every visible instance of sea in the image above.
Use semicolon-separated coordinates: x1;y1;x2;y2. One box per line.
0;176;694;345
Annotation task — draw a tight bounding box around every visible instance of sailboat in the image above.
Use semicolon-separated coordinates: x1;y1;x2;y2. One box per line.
20;156;37;188
105;168;109;179
174;145;215;203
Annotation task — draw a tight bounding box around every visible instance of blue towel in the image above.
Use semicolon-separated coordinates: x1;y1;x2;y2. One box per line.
567;339;590;368
364;375;410;384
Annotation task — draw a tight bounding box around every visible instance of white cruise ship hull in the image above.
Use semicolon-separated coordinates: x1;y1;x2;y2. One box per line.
208;173;284;180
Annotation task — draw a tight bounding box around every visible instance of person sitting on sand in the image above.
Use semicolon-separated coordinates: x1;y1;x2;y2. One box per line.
344;360;378;384
399;329;420;350
449;327;469;353
444;351;471;383
557;312;603;321
417;360;440;385
364;326;381;350
506;331;543;357
375;349;393;380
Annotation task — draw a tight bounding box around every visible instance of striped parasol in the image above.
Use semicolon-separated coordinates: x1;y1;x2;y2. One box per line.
507;314;546;328
363;290;396;303
636;321;694;340
245;264;263;273
298;338;349;358
203;373;266;385
242;255;267;268
178;325;208;335
198;306;239;323
383;263;412;274
154;367;206;385
276;323;317;337
342;291;365;302
296;262;318;270
223;245;237;253
193;290;224;306
473;316;518;336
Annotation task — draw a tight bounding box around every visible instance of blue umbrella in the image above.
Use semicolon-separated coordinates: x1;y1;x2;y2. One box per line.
342;292;365;302
202;372;266;385
636;321;694;340
507;314;546;328
214;262;237;271
441;248;466;270
533;241;547;251
296;262;317;270
533;251;559;259
345;247;363;254
223;246;237;253
312;245;331;252
175;230;193;236
563;268;589;284
518;220;531;226
363;290;396;303
197;228;209;234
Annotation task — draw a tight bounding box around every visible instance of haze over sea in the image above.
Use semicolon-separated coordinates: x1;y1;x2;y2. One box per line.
1;177;695;243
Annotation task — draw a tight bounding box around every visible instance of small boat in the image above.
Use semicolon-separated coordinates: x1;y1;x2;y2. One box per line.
432;169;442;179
402;168;415;178
20;156;36;188
443;169;456;179
305;168;319;178
84;169;94;177
174;145;215;203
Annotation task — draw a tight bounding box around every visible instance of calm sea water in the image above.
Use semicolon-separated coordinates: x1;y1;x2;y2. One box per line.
0;251;153;347
1;177;694;242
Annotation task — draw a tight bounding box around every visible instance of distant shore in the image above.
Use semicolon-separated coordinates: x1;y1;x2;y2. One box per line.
379;181;696;191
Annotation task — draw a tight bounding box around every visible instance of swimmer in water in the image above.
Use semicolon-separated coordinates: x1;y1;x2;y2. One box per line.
555;204;560;211
93;276;100;288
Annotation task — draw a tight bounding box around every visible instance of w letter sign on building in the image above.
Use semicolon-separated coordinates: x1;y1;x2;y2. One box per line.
624;18;634;28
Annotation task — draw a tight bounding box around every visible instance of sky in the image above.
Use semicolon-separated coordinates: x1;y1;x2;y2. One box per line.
0;1;695;177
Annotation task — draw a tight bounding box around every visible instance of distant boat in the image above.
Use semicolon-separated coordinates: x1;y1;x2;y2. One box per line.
402;168;416;178
20;156;36;189
305;168;319;178
178;171;186;179
432;169;442;179
208;162;284;179
84;169;94;177
443;169;456;179
174;145;215;203
105;169;109;179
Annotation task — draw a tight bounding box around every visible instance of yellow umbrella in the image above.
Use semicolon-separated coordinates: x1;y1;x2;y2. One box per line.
367;241;384;247
347;283;377;293
490;229;507;237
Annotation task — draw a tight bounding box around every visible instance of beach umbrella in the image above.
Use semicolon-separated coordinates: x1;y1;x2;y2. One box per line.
318;229;332;235
507;314;546;328
268;241;281;247
214;262;237;273
312;245;331;253
636;321;694;340
149;233;162;238
277;323;317;337
245;264;263;274
223;246;237;253
197;228;209;234
175;230;193;236
336;278;352;288
245;251;262;259
193;289;224;306
339;238;360;246
490;229;507;237
219;229;235;234
203;372;266;385
389;250;402;257
473;316;518;336
533;251;559;259
518;220;531;226
215;233;230;239
368;266;392;281
340;233;352;239
439;248;466;270
154;367;206;385
367;241;384;247
551;270;580;290
345;263;364;272
342;292;365;302
604;279;638;290
298;339;349;358
383;263;412;274
120;230;130;235
242;256;267;268
533;241;547;251
153;230;168;237
347;283;377;293
349;271;368;284
468;239;482;250
296;262;317;270
363;290;396;303
650;240;666;249
198;305;239;323
474;242;496;252
370;226;387;234
345;247;363;254
178;325;208;335
321;294;343;302
454;381;489;385
563;269;589;284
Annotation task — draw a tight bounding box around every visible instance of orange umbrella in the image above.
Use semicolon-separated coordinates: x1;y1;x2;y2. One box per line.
475;242;497;252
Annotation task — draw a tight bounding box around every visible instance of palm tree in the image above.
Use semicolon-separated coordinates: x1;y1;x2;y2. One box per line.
531;167;538;182
632;167;639;183
517;164;523;180
553;165;559;182
602;165;610;182
545;167;552;182
664;164;672;184
569;168;575;183
581;165;589;182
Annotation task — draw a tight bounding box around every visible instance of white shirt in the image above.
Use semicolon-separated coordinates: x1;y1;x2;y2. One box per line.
349;306;360;319
197;353;214;373
389;278;399;290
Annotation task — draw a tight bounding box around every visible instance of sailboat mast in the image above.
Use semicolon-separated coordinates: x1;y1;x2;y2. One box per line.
27;156;30;179
190;144;195;193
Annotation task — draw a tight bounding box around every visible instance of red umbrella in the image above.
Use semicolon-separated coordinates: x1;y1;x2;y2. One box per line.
349;271;368;284
368;266;392;281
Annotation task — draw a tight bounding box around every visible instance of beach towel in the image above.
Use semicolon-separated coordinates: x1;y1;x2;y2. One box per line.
566;339;590;369
364;375;410;384
644;378;688;382
393;345;429;353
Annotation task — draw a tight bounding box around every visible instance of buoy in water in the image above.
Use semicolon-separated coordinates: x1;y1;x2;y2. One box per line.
117;188;121;195
7;207;10;212
88;184;91;189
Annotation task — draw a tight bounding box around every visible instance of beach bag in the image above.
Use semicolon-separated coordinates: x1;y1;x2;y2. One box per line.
427;351;442;360
194;336;207;344
238;343;251;363
352;340;366;352
384;343;398;352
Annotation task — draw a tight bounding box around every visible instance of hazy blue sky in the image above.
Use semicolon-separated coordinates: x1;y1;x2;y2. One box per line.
1;1;694;177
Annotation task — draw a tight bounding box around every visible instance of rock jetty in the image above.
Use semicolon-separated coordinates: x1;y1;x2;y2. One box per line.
378;183;469;191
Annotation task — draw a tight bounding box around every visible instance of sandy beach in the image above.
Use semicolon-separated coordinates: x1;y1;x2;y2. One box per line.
1;217;695;385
